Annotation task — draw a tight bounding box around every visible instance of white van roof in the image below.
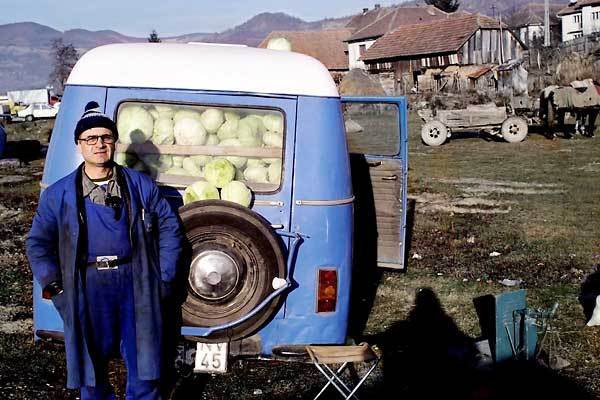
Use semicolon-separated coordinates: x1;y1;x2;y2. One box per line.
67;43;339;98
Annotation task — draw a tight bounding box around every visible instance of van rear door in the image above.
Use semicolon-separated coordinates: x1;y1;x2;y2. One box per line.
341;97;408;270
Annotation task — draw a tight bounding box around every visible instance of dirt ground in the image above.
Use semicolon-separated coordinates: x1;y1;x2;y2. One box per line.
1;114;600;399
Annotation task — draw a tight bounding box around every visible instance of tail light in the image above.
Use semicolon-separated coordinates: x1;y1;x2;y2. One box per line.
317;268;338;313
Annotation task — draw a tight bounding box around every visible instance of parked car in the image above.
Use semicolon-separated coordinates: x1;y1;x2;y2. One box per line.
35;43;408;375
17;102;59;121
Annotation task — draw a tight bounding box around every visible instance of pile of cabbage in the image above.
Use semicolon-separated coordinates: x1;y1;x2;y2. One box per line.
114;104;284;194
182;159;252;207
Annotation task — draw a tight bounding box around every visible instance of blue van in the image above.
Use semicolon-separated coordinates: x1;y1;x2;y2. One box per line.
34;43;408;373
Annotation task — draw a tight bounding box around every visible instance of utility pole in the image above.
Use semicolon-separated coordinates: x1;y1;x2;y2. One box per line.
499;14;505;64
491;5;497;19
544;0;551;47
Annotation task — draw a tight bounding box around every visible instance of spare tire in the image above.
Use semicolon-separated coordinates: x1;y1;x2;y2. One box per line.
179;200;286;342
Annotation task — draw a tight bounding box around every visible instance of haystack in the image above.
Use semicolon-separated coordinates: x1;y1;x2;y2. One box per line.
339;69;386;96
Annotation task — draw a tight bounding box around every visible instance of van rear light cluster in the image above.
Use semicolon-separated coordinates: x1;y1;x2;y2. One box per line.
317;268;338;313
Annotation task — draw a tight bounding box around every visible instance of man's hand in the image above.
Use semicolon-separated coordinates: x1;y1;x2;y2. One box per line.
42;281;64;299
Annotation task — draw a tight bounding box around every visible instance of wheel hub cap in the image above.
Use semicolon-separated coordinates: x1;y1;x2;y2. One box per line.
189;250;239;300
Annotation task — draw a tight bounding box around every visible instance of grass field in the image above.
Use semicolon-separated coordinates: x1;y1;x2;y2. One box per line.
360;110;600;395
1;113;600;398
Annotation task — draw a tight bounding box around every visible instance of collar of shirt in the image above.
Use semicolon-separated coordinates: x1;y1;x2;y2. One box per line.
82;166;121;205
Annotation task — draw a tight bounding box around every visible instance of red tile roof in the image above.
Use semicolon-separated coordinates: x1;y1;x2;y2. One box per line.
558;0;600;16
361;14;505;61
346;5;451;42
345;6;392;32
258;29;352;70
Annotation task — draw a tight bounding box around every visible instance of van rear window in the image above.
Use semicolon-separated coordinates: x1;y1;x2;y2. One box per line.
343;103;400;156
114;102;284;192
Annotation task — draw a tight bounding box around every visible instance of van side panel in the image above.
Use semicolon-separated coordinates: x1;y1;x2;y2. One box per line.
34;85;107;337
274;96;353;347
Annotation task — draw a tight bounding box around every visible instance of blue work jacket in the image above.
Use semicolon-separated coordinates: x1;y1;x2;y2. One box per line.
26;164;183;388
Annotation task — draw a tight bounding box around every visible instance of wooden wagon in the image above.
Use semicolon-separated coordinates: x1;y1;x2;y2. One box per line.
417;103;529;146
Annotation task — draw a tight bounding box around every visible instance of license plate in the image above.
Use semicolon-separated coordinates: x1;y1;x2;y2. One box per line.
194;342;228;373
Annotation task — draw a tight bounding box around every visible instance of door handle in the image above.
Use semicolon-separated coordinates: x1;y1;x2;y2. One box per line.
368;161;382;167
382;175;398;181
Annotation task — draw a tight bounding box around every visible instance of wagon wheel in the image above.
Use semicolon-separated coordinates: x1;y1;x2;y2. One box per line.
421;120;448;146
501;117;528;143
179;200;286;342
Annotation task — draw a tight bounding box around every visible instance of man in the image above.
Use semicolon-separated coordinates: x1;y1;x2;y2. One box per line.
26;101;183;399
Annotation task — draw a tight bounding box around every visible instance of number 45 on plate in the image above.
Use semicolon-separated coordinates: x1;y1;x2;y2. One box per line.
194;342;229;373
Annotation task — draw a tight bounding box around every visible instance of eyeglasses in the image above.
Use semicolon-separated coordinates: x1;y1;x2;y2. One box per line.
78;134;115;145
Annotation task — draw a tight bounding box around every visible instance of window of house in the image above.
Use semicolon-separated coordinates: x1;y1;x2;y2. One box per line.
359;44;366;56
574;14;582;24
593;11;600;20
114;102;284;192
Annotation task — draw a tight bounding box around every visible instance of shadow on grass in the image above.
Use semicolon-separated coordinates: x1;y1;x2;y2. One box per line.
361;288;593;400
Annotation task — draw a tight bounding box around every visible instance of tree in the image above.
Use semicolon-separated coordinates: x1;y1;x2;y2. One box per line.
148;29;161;43
49;38;79;94
425;0;460;13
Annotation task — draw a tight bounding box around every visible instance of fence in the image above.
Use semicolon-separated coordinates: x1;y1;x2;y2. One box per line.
560;32;600;54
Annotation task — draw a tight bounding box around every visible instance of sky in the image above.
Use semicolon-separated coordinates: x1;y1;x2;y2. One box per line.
1;0;406;37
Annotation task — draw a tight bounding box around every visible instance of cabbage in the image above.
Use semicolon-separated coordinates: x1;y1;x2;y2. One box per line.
132;161;147;172
239;117;258;136
174;118;207;145
173;109;201;123
199;108;224;134
217;120;239;140
263;114;283;133
142;154;172;173
221;181;252;207
235;167;244;181
148;108;159;120
204;158;236;188
237;122;261;147
183;181;220;205
247;115;266;134
152;117;174;144
155;105;175;119
172;156;185;168
165;167;189;176
262;132;283;148
114;152;137;167
244;166;269;183
267;37;292;52
219;138;247;169
190;155;213;167
268;159;282;184
182;157;203;176
224;111;240;122
206;134;220;145
117;106;154;144
247;158;267;168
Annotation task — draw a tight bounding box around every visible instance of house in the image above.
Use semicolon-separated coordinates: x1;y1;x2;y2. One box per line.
345;4;391;33
506;3;563;46
558;0;600;41
258;29;352;81
344;5;453;70
360;14;527;94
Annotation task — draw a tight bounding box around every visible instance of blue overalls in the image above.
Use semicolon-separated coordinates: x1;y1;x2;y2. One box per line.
81;195;161;400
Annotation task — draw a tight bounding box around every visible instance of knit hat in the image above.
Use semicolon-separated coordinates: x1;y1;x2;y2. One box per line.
74;101;118;144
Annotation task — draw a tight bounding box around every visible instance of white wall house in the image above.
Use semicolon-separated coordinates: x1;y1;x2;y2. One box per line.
347;40;377;70
516;25;545;44
343;5;450;70
558;1;600;42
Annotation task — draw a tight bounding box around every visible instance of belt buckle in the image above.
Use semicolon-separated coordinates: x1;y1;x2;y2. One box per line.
97;256;118;271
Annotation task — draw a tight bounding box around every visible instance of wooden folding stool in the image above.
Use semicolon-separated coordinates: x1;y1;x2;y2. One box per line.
305;342;380;400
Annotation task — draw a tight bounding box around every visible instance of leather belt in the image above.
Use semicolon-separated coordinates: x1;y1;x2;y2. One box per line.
88;256;132;270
